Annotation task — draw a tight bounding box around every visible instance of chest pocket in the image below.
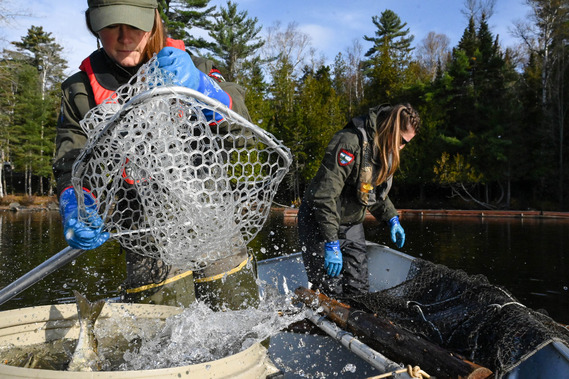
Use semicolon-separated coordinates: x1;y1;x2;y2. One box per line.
353;122;378;206
356;141;376;206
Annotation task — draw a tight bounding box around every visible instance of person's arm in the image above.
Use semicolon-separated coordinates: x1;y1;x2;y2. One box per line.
53;73;93;197
156;48;253;149
189;56;251;122
53;74;109;250
368;194;398;223
369;195;405;248
157;47;244;122
306;131;359;242
217;81;251;121
306;131;360;277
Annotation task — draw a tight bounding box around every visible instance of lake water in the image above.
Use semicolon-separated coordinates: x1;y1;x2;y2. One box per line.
0;210;567;325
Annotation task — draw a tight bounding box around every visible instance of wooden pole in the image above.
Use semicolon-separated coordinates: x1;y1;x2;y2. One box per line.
294;287;492;379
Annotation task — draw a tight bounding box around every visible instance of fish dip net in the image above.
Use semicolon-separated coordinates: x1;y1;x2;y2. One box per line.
345;258;569;377
71;57;292;270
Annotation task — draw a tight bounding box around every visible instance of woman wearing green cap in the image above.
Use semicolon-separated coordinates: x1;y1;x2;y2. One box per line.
54;0;255;308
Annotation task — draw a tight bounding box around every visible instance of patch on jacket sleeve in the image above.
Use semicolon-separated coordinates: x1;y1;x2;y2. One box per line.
338;149;355;166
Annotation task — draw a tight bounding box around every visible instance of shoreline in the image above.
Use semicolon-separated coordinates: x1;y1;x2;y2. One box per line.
5;203;569;220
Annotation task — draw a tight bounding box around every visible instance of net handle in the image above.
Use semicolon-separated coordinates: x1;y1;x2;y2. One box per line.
0;226;173;306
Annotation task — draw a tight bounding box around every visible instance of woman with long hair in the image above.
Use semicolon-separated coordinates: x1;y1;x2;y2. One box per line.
298;103;420;297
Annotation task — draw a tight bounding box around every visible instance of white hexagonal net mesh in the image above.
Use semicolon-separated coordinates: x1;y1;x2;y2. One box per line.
71;57;291;269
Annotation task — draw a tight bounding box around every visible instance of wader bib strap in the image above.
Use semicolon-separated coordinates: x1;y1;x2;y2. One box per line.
123;255;252;293
194;257;250;283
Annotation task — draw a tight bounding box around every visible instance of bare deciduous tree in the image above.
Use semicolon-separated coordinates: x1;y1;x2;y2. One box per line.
512;0;568;106
461;0;496;21
415;31;451;80
344;39;364;112
0;0;28;45
262;21;311;79
511;0;569;206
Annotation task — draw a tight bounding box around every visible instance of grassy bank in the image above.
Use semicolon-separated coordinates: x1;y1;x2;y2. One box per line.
0;195;58;209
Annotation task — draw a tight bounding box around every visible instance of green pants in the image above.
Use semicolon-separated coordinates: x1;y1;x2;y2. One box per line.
121;249;259;310
193;252;259;310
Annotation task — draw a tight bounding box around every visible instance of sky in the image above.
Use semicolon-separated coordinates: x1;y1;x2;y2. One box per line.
0;0;532;76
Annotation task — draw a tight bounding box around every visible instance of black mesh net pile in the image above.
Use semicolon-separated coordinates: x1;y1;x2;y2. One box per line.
347;259;569;377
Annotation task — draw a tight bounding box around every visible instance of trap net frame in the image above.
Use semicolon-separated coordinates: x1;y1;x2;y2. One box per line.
348;258;569;377
71;58;292;269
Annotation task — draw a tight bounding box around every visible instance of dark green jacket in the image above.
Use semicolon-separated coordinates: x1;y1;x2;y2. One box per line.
301;105;398;242
53;49;251;196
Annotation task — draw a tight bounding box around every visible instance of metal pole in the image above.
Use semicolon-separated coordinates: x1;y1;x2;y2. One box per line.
0;226;178;307
306;309;414;378
0;246;86;306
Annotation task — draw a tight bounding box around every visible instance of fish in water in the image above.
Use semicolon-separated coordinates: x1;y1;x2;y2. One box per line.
67;291;105;372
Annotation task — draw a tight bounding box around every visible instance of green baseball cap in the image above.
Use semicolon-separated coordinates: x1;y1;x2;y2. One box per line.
88;0;158;32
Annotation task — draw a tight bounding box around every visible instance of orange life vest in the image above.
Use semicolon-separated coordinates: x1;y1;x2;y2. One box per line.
79;38;185;105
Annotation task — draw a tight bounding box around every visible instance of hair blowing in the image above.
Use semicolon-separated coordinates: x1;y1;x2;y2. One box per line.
85;9;167;64
373;103;420;186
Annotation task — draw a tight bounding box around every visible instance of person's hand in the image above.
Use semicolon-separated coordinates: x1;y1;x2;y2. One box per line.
389;216;405;248
59;188;109;250
324;240;343;277
156;47;200;90
157;47;231;122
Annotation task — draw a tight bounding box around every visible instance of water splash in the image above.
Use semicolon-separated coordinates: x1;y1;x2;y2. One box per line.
99;289;308;370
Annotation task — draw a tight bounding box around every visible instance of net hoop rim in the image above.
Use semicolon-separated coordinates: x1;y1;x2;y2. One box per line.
75;86;292;171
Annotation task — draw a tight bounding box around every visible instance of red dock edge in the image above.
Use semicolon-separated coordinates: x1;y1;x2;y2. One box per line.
279;208;569;225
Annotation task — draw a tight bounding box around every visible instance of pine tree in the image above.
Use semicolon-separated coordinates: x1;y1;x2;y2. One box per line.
6;26;65;195
332;52;350;117
296;65;344;183
11;25;66;99
434;14;519;208
363;9;414;60
207;1;264;82
514;51;551;199
362;9;415;105
159;0;216;54
241;56;270;129
12;65;46;196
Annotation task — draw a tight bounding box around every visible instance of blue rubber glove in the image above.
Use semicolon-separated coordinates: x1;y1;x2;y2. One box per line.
389;216;405;248
59;188;109;250
324;240;343;277
156;47;230;122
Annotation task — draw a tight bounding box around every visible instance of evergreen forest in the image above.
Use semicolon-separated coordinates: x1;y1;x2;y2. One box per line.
1;0;568;211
